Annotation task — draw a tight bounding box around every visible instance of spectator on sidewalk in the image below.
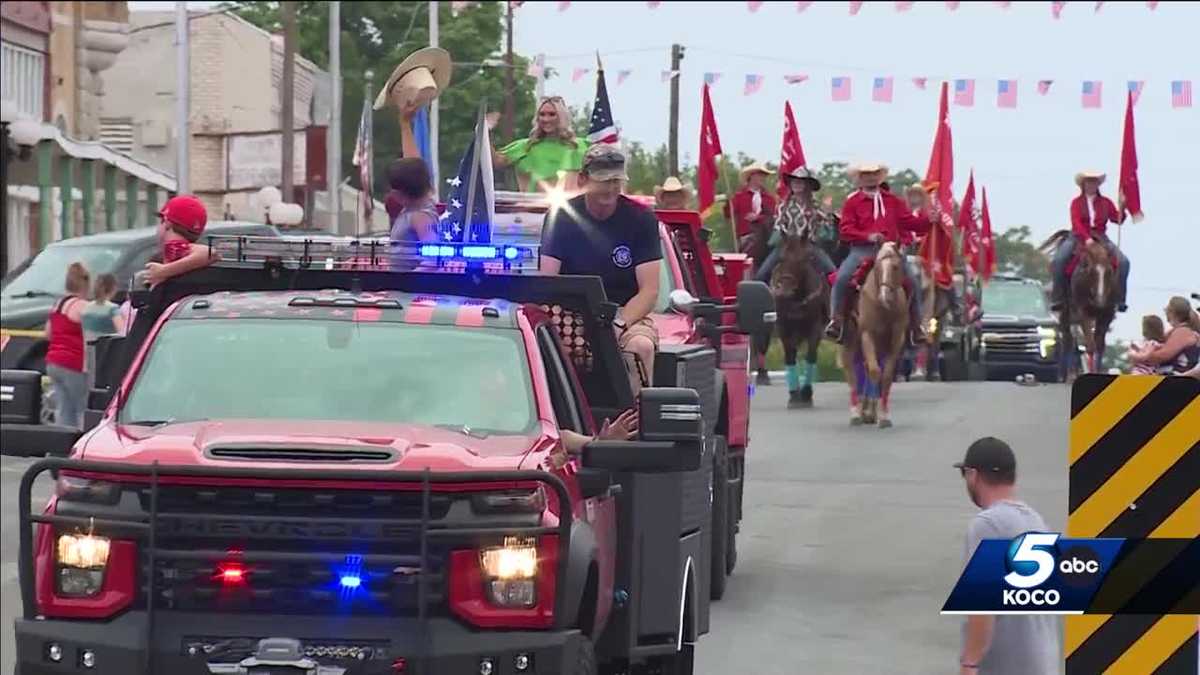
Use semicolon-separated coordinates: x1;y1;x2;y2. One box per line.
45;263;91;429
954;437;1059;675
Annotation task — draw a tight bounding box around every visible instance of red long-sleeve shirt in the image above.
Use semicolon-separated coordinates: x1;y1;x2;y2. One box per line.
1070;193;1125;240
838;189;932;245
728;188;777;238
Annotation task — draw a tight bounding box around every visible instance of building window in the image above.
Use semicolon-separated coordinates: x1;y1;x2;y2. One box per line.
1;41;46;121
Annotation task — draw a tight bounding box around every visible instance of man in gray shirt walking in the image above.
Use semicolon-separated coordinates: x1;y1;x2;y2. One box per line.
955;437;1060;675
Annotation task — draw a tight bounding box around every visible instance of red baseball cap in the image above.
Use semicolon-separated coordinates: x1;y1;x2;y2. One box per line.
159;195;208;237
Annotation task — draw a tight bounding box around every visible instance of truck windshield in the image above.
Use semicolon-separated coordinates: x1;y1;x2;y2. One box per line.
983;282;1048;316
122;319;537;435
3;244;126;298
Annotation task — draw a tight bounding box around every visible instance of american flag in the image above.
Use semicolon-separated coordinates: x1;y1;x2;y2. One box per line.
796;1;813;10
993;1;1012;7
557;1;570;10
849;1;864;14
588;69;618;143
946;1;961;9
997;79;1018;108
1127;80;1144;106
747;1;764;11
526;54;544;78
1146;1;1158;8
953;79;975;106
571;67;590;83
895;1;914;10
1051;1;1066;19
704;72;722;86
616;69;632;86
912;77;928;90
352;94;374;221
437;107;495;243
1094;1;1105;12
1082;80;1103;108
831;76;852;102
872;77;894;103
647;0;661;6
784;73;810;85
744;74;764;96
1037;79;1054;95
1172;80;1193;108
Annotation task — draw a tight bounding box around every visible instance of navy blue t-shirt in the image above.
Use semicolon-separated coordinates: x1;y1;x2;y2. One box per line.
541;195;662;306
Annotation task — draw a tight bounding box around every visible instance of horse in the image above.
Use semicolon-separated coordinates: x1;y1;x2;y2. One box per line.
741;216;777;385
1042;232;1118;377
907;256;958;381
770;236;830;408
838;243;910;427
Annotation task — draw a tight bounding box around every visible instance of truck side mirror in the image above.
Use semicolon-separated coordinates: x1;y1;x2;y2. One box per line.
735;280;776;335
582;387;702;473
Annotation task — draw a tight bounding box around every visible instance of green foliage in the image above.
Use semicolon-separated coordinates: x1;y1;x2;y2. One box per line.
224;1;539;197
764;339;845;381
993;225;1051;282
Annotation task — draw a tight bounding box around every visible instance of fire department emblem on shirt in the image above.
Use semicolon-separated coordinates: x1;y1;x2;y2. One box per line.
612;245;633;269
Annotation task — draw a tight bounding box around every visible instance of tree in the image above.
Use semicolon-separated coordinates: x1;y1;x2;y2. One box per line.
993;225;1051;282
224;1;539;197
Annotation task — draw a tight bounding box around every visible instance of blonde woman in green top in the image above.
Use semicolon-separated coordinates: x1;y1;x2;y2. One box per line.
492;96;589;192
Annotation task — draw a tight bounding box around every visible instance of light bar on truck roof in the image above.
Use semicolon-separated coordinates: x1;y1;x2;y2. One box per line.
204;234;541;274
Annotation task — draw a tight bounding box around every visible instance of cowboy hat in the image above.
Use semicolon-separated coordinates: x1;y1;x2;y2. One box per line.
658;176;687;193
848;162;889;177
373;47;453;111
739;162;775;184
906;180;938;197
1074;170;1106;187
783;166;821;192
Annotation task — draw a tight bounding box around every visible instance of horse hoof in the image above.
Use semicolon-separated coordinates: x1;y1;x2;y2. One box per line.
756;371;772;386
799;385;813;402
879;419;893;429
788;393;804;409
850;416;864;426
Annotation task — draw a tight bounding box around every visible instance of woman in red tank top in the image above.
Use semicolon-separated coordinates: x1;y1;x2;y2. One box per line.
45;263;90;428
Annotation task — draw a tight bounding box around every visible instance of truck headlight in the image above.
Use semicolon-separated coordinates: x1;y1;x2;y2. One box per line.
56;533;110;597
480;537;538;608
1038;327;1057;359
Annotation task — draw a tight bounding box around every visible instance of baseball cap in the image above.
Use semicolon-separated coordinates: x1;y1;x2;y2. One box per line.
581;144;628;181
159;195;208;237
954;437;1017;475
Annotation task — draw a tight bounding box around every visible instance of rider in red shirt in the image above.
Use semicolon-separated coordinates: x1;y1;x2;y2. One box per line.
727;163;777;250
1050;171;1130;312
826;164;933;344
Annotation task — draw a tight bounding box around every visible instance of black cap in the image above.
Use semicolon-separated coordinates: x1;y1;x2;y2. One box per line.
954;437;1017;474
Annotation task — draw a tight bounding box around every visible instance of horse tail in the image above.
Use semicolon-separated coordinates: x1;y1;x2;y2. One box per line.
1038;229;1071;254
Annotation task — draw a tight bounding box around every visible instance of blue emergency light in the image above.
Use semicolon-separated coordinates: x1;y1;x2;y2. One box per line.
419;244;525;263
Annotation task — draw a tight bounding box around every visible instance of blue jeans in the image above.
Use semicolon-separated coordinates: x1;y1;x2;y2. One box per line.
47;363;87;429
1052;235;1130;303
830;244;922;323
756;243;836;282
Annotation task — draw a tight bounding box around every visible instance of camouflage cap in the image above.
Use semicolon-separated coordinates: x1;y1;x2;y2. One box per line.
581;144;628;181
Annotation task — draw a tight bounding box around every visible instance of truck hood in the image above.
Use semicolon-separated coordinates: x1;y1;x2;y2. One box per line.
78;419;543;472
0;294;56;330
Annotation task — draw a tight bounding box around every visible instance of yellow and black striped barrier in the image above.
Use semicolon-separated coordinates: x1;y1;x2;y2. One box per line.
1066;374;1199;675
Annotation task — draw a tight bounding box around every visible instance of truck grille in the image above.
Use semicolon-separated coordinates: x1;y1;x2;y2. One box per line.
982;325;1040;357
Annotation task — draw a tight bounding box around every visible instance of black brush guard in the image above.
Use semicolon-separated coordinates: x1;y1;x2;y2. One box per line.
17;458;572;675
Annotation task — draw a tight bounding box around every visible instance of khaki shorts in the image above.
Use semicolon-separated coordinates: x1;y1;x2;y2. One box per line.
616;317;659;350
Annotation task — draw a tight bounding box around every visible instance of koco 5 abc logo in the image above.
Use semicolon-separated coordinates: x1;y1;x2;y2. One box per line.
1002;533;1102;607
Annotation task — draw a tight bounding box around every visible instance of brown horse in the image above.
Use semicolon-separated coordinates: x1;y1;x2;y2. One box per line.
770;237;830;408
839;243;910;427
1043;232;1118;376
742;216;776;385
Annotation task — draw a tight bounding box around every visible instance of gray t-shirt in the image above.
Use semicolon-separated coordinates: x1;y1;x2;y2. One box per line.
963;500;1060;675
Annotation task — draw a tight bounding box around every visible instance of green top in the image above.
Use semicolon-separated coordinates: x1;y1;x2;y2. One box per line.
499;137;589;191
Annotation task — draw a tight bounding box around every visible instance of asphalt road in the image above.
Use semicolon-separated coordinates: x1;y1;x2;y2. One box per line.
0;381;1069;674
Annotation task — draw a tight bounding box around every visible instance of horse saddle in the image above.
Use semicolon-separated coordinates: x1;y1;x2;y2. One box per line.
829;258;913;312
1064;245;1119;277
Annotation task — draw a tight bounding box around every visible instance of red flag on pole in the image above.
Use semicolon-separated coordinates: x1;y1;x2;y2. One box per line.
959;171;984;278
697;84;724;217
777;101;807;199
920;82;956;288
957;170;977;233
1119;89;1144;223
980;187;997;281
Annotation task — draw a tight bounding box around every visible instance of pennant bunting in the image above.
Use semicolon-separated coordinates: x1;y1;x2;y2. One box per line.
997;79;1017;108
1172;80;1193;108
1052;1;1067;19
994;1;1011;7
1094;1;1104;11
526;55;544;78
1081;80;1102;108
872;76;894;103
647;0;661;6
744;73;765;96
784;74;810;85
1146;0;1158;7
748;0;765;11
946;1;961;8
572;67;590;83
616;69;632;86
912;77;928;90
704;72;722;86
1127;80;1144;106
1120;90;1143;222
895;1;914;10
953;78;975;106
1037;80;1054;95
831;76;852;102
797;1;814;10
557;1;570;11
508;1;525;7
849;1;864;15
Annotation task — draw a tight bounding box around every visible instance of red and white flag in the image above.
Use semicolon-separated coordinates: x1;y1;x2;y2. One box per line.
1127;80;1144;106
796;0;813;10
617;69;633;86
784;73;810;84
997;79;1018;108
831;76;852;101
1094;1;1105;12
1082;80;1103;108
748;0;764;11
744;74;765;96
912;77;928;90
946;1;961;8
993;1;1012;7
872;77;894;103
979;187;997;281
849;1;864;15
959;171;982;275
1120;89;1143;222
697;84;724;217
953;78;975;106
1037;79;1054;96
647;0;661;7
895;1;914;10
921;82;957;287
572;67;590;83
1051;1;1067;19
1146;0;1158;8
777;101;808;199
557;1;570;11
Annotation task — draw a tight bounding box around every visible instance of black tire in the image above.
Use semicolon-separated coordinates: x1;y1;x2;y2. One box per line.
709;437;729;601
940;345;966;382
568;635;597;675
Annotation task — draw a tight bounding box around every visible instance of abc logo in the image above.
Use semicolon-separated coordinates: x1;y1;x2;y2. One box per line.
1001;534;1102;606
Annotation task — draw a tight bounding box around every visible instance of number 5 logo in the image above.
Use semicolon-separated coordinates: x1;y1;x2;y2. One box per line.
1003;533;1059;589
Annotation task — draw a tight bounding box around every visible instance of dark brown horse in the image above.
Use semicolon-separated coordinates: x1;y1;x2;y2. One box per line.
770;237;830;408
741;216;776;385
1043;232;1118;376
839;243;909;427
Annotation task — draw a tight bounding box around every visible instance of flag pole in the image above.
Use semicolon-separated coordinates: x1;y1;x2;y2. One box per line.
721;158;739;252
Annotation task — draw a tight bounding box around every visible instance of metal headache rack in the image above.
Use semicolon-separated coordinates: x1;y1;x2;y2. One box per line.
204;234;542;274
18;458;571;675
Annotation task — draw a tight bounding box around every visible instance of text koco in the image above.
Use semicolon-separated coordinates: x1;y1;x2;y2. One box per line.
1002;588;1061;606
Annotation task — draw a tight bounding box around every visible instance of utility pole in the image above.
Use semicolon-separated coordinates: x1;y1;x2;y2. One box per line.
175;1;189;193
280;1;297;205
328;1;342;232
668;43;683;177
428;1;440;190
503;1;515;140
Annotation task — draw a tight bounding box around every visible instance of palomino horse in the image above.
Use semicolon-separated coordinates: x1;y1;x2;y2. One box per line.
1043;232;1118;377
770;237;830;408
741;217;777;385
839;243;910;427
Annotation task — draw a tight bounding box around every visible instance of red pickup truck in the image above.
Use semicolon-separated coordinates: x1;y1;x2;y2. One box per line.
4;237;773;675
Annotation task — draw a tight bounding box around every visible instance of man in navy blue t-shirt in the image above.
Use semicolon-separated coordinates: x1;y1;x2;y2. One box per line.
540;144;662;390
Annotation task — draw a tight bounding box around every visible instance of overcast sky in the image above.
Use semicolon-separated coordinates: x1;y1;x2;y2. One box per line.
133;1;1198;340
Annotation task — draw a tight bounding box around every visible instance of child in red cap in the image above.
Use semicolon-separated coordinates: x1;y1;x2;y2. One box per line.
144;195;218;286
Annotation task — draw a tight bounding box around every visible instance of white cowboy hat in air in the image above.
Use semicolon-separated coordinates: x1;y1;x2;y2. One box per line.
373;47;453;111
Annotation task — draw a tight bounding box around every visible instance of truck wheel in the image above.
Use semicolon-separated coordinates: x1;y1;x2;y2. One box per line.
568;636;597;675
709;437;729;600
940;346;966;382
